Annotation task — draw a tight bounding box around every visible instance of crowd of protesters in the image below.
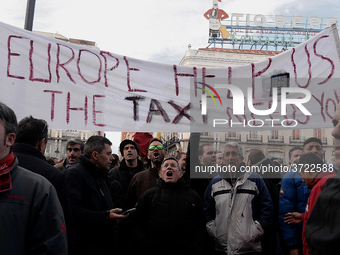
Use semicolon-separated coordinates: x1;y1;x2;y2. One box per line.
1;101;340;255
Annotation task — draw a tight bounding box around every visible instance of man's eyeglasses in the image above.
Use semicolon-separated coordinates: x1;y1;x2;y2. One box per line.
149;145;164;151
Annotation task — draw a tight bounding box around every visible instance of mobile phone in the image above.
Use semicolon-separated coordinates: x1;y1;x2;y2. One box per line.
121;208;136;215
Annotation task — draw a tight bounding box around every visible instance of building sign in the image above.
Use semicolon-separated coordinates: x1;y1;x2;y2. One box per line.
204;1;339;50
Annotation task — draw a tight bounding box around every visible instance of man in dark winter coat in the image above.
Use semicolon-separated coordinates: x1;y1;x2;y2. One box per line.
109;139;144;204
0;103;67;254
130;157;208;255
66;135;128;255
12;116;76;254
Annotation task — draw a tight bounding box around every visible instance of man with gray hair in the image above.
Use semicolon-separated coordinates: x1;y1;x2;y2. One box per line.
56;138;84;172
204;142;274;254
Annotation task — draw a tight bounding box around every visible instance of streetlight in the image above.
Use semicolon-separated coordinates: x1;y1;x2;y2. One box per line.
24;0;36;31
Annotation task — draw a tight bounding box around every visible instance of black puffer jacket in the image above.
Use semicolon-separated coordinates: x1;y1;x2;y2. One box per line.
129;175;208;255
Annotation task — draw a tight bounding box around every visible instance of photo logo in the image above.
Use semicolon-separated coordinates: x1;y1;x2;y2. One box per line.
201;84;312;116
198;82;223;115
195;80;313;129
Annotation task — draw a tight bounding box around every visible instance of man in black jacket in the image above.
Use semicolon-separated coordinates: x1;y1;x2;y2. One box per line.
130;157;208;255
109;139;144;203
67;135;128;255
12;116;76;254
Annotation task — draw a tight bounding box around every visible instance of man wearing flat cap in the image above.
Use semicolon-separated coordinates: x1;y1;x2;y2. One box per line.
109;139;145;201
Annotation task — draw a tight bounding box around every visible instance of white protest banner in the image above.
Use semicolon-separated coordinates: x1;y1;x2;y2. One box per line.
0;22;340;131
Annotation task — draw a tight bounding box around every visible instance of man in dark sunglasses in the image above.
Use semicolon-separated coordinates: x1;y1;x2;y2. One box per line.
126;138;167;208
56;138;84;173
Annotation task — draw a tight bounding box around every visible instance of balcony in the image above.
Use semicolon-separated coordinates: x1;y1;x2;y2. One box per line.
225;134;241;142
289;136;305;144
246;134;263;142
268;136;284;143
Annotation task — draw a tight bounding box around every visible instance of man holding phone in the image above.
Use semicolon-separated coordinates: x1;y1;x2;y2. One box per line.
66;135;128;255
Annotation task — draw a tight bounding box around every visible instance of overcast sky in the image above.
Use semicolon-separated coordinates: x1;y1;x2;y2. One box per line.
2;0;338;65
1;0;339;153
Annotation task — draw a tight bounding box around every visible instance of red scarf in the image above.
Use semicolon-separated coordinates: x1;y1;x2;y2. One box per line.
0;152;16;192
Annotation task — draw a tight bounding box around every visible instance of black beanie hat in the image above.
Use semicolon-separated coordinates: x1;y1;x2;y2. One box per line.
119;139;140;156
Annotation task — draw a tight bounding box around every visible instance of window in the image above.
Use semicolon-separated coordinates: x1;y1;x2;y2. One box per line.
292;129;300;139
271;130;279;139
228;132;237;137
314;129;322;139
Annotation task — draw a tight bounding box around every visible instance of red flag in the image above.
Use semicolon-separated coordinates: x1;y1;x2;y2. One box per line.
132;132;153;161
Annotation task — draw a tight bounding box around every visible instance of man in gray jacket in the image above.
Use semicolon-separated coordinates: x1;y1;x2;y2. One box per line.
0;102;67;254
204;142;273;255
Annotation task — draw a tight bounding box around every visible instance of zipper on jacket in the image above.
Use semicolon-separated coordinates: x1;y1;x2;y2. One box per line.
99;188;105;196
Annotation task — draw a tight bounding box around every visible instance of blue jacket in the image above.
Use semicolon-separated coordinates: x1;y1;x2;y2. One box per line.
279;168;310;249
204;172;273;254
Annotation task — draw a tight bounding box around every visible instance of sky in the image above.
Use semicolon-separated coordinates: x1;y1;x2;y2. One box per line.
1;0;339;153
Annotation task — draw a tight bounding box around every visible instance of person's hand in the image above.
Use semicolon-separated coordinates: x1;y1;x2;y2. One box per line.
284;212;302;224
109;208;129;224
290;248;301;255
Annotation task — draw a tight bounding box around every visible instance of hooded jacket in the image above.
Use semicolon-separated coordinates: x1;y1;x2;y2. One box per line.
204;172;273;254
66;155;117;255
0;156;67;254
129;175;208;255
